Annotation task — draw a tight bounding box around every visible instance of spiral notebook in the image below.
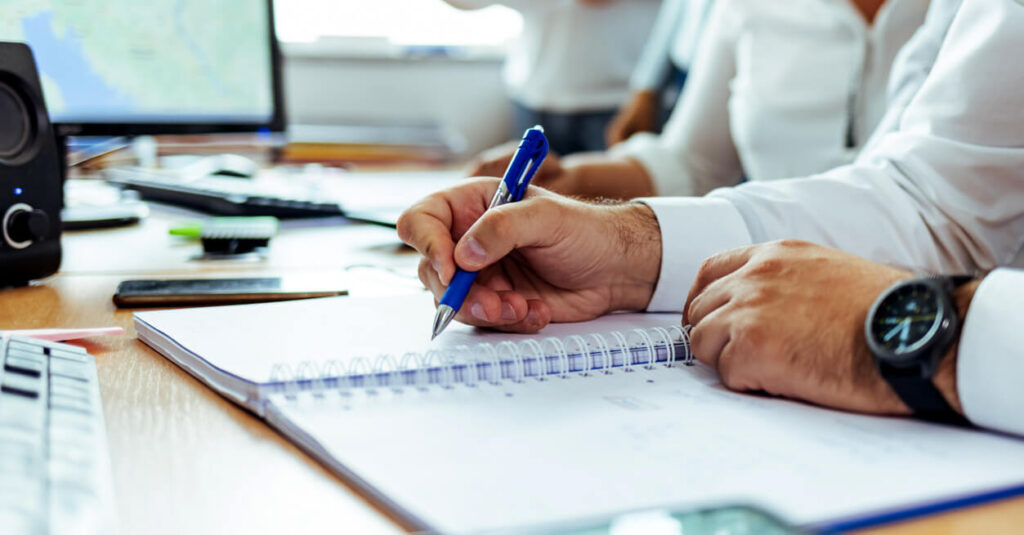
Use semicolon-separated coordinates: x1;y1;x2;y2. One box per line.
135;293;1024;534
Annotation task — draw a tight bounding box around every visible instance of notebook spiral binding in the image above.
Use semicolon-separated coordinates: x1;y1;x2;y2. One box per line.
266;325;692;399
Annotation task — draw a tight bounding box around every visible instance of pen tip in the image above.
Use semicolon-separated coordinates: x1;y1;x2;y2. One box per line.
431;305;456;341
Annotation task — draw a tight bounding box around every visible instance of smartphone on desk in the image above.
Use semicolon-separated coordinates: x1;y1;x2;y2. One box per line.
113;276;348;308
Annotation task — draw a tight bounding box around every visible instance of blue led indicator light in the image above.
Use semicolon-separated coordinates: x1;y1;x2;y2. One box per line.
13;187;22;196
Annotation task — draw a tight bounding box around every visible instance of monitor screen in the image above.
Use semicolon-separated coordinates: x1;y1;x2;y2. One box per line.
0;0;284;136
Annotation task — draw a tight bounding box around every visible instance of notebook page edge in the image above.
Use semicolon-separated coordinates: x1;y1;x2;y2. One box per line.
134;315;266;415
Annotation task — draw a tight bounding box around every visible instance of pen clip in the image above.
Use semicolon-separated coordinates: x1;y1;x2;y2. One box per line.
508;129;549;202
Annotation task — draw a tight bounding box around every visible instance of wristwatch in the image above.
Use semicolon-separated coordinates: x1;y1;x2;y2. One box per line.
865;276;972;424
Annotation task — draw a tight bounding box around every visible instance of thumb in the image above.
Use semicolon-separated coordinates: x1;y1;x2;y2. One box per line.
453;195;562;271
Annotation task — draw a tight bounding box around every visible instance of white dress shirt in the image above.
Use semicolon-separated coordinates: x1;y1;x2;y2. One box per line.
639;0;1024;436
628;0;714;90
447;0;659;113
611;0;930;196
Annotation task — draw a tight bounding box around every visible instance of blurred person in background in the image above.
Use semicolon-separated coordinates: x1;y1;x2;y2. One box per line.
470;0;930;201
443;0;659;155
605;0;715;146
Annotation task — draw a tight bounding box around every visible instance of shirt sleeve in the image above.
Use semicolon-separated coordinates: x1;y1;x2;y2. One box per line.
629;0;688;91
710;0;1024;273
637;197;752;312
611;0;745;197
957;269;1024;436
639;0;1024;311
857;0;961;161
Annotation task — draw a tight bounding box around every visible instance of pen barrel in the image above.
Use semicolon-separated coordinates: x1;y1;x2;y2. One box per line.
439;269;477;312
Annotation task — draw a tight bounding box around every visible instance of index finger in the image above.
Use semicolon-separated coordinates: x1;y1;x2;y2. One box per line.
683;245;757;324
397;179;499;286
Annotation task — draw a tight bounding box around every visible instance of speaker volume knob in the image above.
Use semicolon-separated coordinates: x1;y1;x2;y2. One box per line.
7;208;49;244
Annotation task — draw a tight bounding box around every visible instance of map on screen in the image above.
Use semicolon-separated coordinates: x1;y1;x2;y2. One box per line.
0;0;275;124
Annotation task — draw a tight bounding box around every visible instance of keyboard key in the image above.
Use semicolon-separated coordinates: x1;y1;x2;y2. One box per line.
0;508;43;535
50;392;93;415
0;428;39;456
1;373;43;399
50;359;91;382
49;348;91;364
49;453;95;485
50;380;91;400
0;398;44;434
7;347;47;364
49;408;95;434
6;340;44;355
5;355;44;377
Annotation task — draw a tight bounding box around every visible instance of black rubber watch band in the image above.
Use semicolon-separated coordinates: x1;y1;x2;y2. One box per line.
883;366;968;425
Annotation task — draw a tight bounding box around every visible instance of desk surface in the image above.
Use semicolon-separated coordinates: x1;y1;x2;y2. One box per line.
4;207;1023;534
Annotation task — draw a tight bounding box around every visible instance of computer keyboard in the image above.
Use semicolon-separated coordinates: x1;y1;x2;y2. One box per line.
104;166;345;218
0;336;116;535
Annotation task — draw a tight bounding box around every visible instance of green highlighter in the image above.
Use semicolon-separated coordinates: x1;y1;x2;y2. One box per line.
169;216;279;255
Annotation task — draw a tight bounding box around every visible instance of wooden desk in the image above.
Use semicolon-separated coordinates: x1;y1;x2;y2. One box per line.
3;209;1022;534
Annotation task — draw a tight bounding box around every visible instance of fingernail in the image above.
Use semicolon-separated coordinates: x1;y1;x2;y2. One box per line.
464;237;487;266
501;302;516;321
525;308;540;326
470;302;489;322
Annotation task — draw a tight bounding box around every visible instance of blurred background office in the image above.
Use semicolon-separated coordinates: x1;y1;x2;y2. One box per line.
278;0;661;157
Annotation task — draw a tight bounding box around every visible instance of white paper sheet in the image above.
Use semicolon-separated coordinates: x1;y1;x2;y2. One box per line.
273;361;1024;533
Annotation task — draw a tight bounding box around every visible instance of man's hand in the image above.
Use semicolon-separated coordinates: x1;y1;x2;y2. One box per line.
605;90;659;147
683;240;918;415
465;142;567;189
397;179;662;333
467;142;656;199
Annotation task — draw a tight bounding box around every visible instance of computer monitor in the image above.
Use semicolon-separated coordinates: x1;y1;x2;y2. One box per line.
0;0;285;137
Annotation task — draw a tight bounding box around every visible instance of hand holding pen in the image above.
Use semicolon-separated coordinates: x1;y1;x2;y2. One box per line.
430;126;549;339
396;127;662;338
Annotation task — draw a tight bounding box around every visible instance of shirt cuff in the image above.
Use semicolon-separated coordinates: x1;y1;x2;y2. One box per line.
611;134;693;197
635;197;752;312
957;268;1024;436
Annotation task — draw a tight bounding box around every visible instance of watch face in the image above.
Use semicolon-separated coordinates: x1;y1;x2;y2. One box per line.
869;282;944;359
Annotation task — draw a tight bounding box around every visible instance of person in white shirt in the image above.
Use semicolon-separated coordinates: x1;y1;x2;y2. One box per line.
442;0;659;155
471;0;929;200
397;0;1024;435
604;0;714;146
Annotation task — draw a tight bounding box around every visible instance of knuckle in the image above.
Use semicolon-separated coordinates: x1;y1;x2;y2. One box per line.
717;353;746;390
738;318;767;346
416;258;431;279
395;211;414;242
747;257;784;277
685;293;705;323
695;257;717;287
775;238;810;249
733;316;775;358
530;195;559;215
482;208;512;238
741;285;773;307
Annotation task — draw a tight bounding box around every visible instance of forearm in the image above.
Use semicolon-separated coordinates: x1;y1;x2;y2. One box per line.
557;154;656;200
606;202;662;311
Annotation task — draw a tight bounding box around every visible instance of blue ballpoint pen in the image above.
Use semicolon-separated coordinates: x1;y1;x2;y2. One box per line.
431;126;549;340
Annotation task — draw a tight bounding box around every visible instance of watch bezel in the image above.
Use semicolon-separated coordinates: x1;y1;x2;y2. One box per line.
865;278;957;369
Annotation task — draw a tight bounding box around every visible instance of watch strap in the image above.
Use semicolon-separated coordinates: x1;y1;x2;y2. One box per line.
882;366;969;425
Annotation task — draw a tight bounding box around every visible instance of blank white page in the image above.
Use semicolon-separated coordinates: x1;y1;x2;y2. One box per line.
272;362;1024;534
135;293;683;386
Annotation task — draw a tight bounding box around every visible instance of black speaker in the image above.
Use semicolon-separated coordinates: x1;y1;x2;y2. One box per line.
0;42;61;287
